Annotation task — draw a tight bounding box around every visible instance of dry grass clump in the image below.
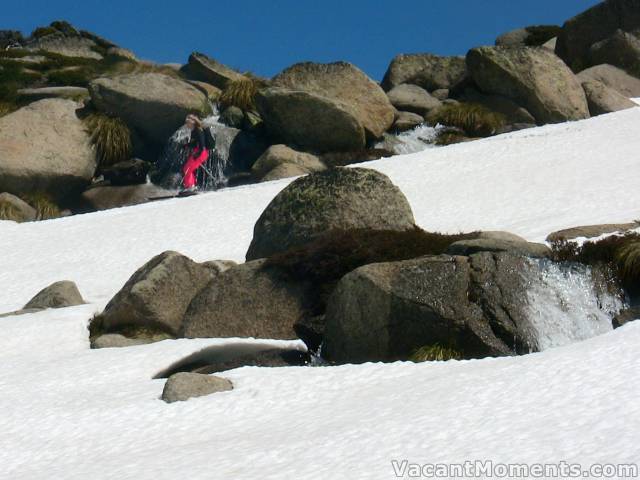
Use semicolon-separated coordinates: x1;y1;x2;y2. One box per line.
0;201;22;222
20;192;61;220
219;75;269;111
428;103;505;137
551;232;640;291
410;344;463;362
84;113;132;169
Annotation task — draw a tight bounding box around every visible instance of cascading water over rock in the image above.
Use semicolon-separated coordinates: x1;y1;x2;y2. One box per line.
522;258;626;351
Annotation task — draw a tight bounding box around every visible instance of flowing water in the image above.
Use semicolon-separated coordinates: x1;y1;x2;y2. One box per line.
155;111;240;190
376;124;442;155
523;259;625;351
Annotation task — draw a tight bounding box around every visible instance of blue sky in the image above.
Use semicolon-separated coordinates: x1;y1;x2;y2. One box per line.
4;0;601;80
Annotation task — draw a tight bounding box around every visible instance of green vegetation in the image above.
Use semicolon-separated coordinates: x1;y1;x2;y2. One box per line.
84;113;132;169
31;26;59;39
410;343;463;362
20;192;61;220
264;227;479;314
428;103;506;137
219;75;269;112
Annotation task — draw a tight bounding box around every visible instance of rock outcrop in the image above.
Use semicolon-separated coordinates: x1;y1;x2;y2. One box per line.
95;251;227;336
381;54;467;92
89;73;208;145
181;259;313;340
466;46;590;124
555;0;640;72
0;99;96;197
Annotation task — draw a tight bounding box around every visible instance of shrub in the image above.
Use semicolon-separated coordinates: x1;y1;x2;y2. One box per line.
31;26;59;39
410;343;463;362
84;113;132;169
219;75;269;112
47;67;97;87
20;192;61;220
264;227;479;314
428;103;505;137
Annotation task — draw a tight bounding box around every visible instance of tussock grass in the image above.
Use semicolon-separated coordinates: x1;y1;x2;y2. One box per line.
264;227;479;314
0;102;16;117
617;241;640;286
20;192;61;220
0;201;22;222
551;232;640;291
219;75;269;112
84;113;132;169
435;130;470;146
410;343;463;362
428;103;505;137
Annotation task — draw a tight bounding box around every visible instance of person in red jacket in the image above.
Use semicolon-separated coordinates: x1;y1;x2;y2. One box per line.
181;114;209;192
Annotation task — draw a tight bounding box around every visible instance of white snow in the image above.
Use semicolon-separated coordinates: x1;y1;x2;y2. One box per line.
1;107;640;479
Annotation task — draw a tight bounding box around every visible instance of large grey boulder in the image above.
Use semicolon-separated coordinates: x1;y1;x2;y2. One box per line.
181;259;312;340
577;64;640;97
256;87;366;152
181;52;246;89
0;99;97;197
251;144;326;180
25;33;103;59
555;0;640;72
0;193;36;222
271;62;395;141
589;29;640;78
323;253;537;364
466;46;590;124
89;73;208;144
386;84;441;117
95;251;225;336
24;281;85;310
381;54;467;92
161;373;232;403
246;168;415;260
581;80;638;116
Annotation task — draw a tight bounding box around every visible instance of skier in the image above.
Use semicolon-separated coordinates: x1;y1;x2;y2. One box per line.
181;114;209;193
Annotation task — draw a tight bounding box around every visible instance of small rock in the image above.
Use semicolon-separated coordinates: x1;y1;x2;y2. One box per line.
393;111;424;132
386;84;441;117
24;281;85;310
252;144;326;180
161;373;233;403
446;238;551;258
92;334;151;349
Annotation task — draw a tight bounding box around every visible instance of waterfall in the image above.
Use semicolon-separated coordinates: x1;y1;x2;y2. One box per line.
153;110;241;190
376;124;442;155
523;259;625;351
